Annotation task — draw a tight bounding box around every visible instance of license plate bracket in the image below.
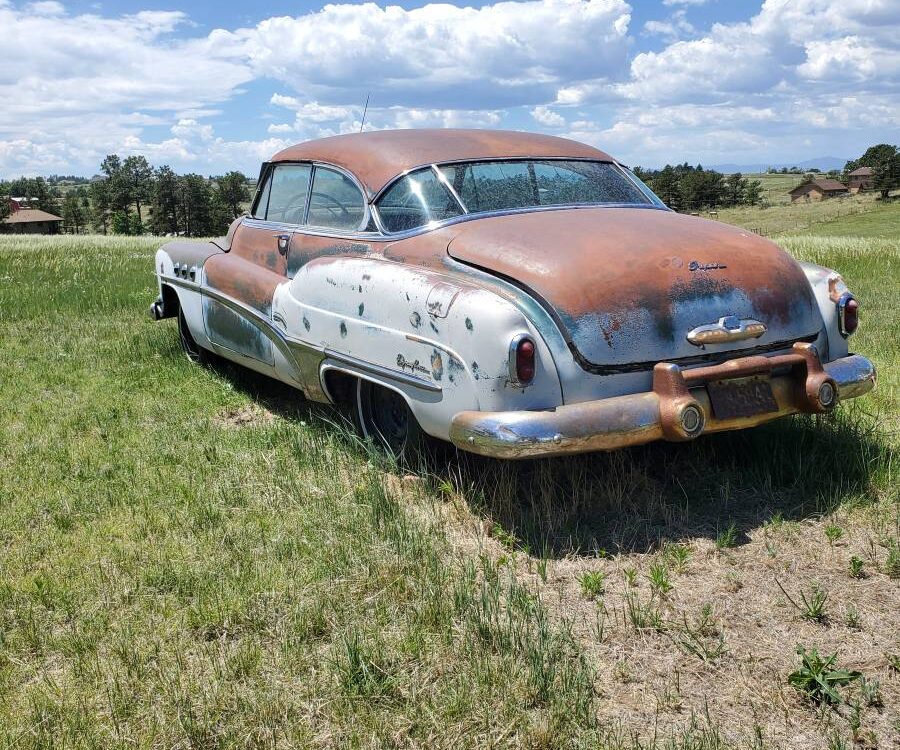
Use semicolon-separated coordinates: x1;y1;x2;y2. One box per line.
707;375;779;420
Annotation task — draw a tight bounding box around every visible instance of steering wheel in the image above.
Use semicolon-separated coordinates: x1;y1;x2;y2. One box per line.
309;191;351;220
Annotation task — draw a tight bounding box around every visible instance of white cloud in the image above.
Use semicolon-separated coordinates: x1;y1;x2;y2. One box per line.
625;0;900;104
643;9;695;41
215;0;632;108
531;106;567;127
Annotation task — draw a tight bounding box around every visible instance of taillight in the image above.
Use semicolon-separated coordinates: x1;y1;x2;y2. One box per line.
837;293;859;337
510;335;536;385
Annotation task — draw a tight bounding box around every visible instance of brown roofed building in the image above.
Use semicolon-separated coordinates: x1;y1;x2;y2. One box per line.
788;179;849;203
2;200;64;234
847;166;874;193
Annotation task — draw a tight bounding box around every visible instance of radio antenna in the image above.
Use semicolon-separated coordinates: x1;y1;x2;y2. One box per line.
359;93;370;132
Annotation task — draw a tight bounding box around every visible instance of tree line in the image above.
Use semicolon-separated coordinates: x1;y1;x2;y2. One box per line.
1;156;251;237
632;164;762;212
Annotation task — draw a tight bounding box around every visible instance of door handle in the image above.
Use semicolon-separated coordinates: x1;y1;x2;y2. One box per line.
276;234;290;256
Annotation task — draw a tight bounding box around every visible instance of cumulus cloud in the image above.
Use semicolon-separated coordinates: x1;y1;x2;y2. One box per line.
624;0;900;104
531;106;567;128
1;0;898;176
214;0;632;108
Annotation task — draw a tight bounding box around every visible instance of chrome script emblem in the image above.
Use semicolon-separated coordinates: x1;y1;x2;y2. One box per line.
689;260;727;271
687;316;767;346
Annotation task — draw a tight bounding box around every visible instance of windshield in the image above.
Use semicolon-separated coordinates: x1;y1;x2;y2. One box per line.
375;159;662;233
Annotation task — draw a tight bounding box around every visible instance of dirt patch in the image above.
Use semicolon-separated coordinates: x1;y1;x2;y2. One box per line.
214;403;276;429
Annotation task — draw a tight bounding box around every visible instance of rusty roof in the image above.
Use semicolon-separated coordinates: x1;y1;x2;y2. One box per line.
848;166;874;176
3;208;64;224
270;129;614;198
789;179;848;194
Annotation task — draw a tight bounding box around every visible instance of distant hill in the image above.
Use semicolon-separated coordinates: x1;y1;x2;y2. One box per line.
708;157;849;174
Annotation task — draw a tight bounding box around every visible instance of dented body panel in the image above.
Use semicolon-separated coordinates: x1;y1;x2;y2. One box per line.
151;129;876;457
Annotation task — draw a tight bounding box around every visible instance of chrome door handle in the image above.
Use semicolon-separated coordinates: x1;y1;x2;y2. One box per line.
276;234;290;256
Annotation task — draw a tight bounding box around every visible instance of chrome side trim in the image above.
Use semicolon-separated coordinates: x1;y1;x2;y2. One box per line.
322;347;442;393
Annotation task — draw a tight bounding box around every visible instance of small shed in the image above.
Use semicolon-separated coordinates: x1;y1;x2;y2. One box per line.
2;207;64;234
789;179;849;203
847;166;874;193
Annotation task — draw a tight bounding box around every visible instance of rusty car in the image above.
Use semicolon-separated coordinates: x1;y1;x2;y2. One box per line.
150;129;875;458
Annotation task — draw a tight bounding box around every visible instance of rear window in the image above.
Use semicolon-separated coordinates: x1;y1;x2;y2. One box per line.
375;159;656;233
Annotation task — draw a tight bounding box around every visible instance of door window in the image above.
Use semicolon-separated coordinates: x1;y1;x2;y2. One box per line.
263;165;312;224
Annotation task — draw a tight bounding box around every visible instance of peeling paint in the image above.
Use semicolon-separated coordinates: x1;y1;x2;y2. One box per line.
303;316;311;332
465;317;474;331
340;321;348;338
409;311;421;328
358;303;365;316
431;350;444;381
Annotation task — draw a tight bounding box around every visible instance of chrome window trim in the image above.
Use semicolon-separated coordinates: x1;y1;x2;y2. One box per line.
252;160;371;234
370;158;668;238
370;201;667;240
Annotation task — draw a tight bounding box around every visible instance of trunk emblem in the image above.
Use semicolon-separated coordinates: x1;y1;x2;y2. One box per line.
687;316;767;346
689;260;727;271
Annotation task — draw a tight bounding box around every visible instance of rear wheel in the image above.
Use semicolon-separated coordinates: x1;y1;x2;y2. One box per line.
354;380;424;459
178;310;211;365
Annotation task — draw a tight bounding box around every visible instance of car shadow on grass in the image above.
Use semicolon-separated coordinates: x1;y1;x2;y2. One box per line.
205;357;888;559
434;411;889;557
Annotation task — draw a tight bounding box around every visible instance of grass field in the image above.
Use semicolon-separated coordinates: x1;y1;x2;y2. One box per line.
0;222;897;748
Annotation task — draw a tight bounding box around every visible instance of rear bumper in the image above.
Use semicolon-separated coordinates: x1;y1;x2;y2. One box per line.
449;343;876;459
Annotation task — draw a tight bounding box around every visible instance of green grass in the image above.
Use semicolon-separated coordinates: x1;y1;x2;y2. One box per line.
0;231;898;749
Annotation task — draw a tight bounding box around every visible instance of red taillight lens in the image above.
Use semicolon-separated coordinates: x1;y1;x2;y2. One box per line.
843;298;859;335
838;294;859;337
515;338;536;384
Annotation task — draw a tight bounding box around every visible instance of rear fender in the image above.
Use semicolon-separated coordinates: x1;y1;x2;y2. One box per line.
273;256;563;440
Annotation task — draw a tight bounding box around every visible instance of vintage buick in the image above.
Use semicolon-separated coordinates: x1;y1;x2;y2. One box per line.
151;129;875;458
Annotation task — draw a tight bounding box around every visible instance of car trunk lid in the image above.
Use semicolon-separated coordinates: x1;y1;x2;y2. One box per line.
446;207;822;368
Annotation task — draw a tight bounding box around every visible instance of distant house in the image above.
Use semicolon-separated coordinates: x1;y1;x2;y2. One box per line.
788;179;849;203
2;198;64;234
847;166;874;193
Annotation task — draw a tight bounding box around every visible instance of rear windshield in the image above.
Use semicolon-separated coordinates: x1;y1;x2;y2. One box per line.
376;159;658;233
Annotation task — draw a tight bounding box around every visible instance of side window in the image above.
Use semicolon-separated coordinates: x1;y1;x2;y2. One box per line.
266;165;312;224
308;167;366;231
376;168;463;232
252;172;272;219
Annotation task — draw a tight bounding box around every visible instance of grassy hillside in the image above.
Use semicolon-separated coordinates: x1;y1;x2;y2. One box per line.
0;232;897;749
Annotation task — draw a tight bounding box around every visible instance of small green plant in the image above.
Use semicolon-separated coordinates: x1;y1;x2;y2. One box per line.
885;540;900;579
647;562;673;595
849;555;865;579
824;523;843;545
491;523;519;551
716;522;739;549
663;543;691;572
844;605;861;630
578;570;606;600
886;653;900;673
622;566;638;587
859;676;883;708
624;591;663;631
788;646;861;704
670;603;726;663
776;579;828;623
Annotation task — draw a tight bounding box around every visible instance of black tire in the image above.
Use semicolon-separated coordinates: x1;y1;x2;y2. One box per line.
178;310;212;365
354;379;424;459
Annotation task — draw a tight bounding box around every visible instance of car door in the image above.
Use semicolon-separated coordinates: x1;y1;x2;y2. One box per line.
286;165;373;276
203;163;312;363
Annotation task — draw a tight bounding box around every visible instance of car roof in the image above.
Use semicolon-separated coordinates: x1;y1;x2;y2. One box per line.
270;129;615;199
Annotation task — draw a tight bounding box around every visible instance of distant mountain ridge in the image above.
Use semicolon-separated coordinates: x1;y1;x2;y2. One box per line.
706;157;849;174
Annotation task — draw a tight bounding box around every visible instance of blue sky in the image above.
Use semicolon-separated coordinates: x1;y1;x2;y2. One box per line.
2;0;897;177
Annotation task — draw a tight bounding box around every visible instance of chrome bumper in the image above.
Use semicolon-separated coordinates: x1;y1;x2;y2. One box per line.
449;344;876;459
